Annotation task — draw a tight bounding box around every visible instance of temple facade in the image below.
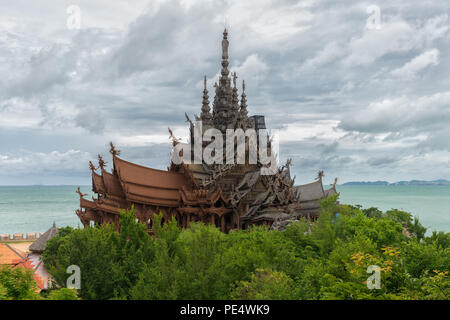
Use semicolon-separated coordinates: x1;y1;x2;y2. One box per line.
76;29;338;233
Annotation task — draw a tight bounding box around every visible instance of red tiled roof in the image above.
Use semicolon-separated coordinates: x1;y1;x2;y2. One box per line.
13;259;45;290
1;244;45;291
0;243;26;265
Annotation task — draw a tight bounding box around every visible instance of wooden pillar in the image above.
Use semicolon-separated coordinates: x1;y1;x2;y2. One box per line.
237;211;240;230
210;214;215;226
221;214;225;233
187;214;191;228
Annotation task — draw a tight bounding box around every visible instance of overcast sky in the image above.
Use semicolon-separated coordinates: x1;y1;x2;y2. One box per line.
0;0;449;185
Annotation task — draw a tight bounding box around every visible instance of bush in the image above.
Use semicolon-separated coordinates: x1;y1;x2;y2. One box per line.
41;196;449;300
46;288;79;300
0;266;39;300
231;269;295;300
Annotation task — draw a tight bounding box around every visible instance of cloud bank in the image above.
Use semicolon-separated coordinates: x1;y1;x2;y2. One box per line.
0;0;449;185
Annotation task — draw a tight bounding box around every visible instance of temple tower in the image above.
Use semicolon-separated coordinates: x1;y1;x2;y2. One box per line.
231;72;240;127
200;76;213;128
212;29;235;132
239;80;249;129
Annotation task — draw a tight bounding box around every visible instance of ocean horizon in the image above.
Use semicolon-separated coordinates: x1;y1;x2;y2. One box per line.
0;185;449;235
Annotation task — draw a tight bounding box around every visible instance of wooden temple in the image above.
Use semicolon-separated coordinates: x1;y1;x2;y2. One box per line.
76;29;338;233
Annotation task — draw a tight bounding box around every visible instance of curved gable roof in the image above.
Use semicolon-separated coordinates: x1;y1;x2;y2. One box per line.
92;171;106;194
294;180;325;202
113;156;191;207
101;169;125;198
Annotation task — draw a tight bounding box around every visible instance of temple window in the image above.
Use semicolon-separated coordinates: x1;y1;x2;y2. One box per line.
147;218;153;230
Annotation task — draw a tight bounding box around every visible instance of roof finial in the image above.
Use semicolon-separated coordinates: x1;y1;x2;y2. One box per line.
242;79;246;92
168;127;180;146
76;187;87;199
233;72;238;88
204;75;207;90
89;160;97;171
98;154;107;169
109;142;121;156
317;170;324;181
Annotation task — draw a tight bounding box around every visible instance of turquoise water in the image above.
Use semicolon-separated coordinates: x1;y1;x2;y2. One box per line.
0;186;91;235
336;185;450;234
0;185;449;235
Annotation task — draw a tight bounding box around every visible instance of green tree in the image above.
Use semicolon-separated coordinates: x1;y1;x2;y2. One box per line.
46;288;79;300
0;266;39;300
231;269;295;300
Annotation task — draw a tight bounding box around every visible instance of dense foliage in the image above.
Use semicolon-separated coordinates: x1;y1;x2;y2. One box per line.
0;265;38;300
40;196;449;300
0;265;78;300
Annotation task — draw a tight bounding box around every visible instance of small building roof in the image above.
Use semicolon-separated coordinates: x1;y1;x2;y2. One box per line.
294;180;325;202
14;257;46;291
0;243;27;265
29;222;59;253
324;187;337;197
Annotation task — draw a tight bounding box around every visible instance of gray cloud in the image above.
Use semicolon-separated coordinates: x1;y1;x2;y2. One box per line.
0;0;450;184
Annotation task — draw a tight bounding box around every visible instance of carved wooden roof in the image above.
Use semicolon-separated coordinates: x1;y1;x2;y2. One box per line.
113;156;192;207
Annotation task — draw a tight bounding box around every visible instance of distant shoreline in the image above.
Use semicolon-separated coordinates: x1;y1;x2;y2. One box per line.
341;180;450;186
1;182;450;187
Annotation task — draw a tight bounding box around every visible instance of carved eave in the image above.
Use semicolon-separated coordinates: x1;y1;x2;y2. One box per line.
177;206;232;217
179;186;228;206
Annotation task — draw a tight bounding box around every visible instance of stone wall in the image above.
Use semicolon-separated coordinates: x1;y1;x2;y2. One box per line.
0;232;45;242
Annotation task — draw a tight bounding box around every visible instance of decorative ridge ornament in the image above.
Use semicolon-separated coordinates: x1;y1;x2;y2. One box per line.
76;187;87;199
98;154;107;169
89;160;97;171
109;142;121;157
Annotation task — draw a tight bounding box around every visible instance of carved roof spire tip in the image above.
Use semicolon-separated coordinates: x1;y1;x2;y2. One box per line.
109;141;121;157
89;160;97;171
98;154;107;169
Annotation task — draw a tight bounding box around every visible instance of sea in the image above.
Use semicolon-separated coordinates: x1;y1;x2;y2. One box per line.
0;185;449;235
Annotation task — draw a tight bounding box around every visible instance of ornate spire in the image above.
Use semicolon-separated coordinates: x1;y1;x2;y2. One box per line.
239;80;248;128
200;76;212;126
231;72;240;125
221;28;229;82
212;82;219;119
213;29;236;132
